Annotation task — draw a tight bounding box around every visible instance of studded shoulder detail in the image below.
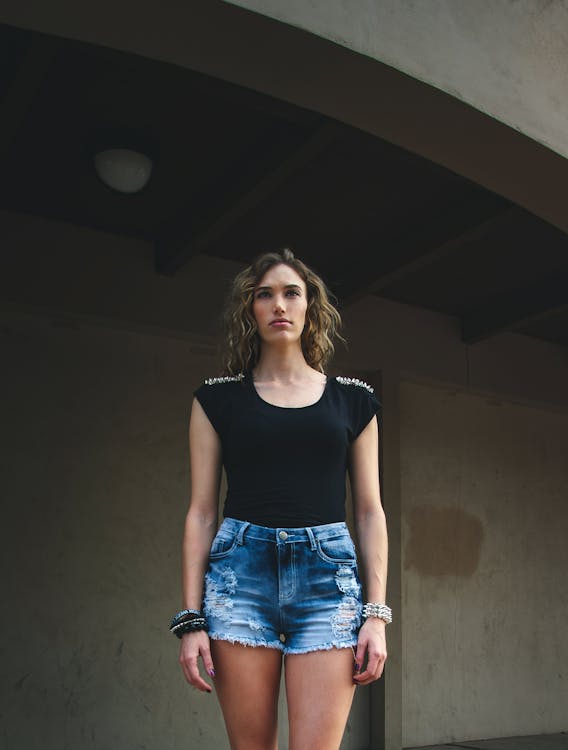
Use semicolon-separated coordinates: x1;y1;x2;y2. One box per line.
204;373;245;385
335;375;374;393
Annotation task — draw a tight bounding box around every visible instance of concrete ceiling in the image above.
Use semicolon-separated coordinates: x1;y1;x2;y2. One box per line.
1;22;567;347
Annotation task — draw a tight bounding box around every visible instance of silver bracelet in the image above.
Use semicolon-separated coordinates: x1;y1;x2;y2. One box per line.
362;602;392;624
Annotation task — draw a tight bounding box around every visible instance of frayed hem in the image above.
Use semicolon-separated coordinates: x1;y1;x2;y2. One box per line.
283;641;357;656
208;633;284;651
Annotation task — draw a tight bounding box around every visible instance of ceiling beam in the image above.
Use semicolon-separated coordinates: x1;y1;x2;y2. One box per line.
0;34;59;162
333;198;514;305
90;41;319;128
185;69;320;129
155;119;342;275
461;271;568;343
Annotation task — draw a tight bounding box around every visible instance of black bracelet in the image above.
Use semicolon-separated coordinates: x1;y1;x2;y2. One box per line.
169;609;208;636
169;608;202;629
170;618;208;638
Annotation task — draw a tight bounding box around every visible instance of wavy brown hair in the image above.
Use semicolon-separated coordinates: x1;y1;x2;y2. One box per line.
221;248;345;375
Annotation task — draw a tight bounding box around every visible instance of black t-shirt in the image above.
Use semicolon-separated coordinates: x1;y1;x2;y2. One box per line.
193;370;381;527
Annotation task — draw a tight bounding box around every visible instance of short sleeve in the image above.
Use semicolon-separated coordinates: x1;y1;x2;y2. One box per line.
351;387;382;440
193;382;226;436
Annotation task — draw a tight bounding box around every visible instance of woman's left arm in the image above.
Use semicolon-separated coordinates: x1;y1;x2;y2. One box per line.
348;414;388;685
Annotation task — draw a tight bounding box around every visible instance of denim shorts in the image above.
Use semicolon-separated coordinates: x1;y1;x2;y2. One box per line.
203;517;363;655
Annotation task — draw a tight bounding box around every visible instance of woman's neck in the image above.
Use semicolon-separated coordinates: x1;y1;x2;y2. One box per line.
252;346;320;383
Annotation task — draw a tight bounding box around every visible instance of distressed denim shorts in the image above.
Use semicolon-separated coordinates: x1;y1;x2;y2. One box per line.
203;517;363;655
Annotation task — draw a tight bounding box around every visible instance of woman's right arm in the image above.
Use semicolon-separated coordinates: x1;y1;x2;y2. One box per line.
178;397;222;693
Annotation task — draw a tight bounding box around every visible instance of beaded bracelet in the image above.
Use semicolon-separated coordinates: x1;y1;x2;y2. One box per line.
170;617;209;638
362;602;392;624
169;609;209;638
170;608;201;629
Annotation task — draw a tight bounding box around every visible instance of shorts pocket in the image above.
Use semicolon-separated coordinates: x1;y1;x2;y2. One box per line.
209;528;239;559
315;534;357;565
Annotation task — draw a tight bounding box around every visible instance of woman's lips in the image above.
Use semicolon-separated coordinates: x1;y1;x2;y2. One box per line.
270;320;291;327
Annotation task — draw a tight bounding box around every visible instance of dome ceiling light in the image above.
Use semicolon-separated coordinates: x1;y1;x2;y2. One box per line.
94;148;153;194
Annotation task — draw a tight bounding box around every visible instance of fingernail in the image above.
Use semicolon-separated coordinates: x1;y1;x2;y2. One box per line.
208;668;216;677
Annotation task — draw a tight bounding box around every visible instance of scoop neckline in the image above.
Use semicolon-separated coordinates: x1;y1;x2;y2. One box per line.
246;370;330;410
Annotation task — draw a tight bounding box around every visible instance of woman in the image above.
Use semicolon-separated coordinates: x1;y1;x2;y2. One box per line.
171;249;390;750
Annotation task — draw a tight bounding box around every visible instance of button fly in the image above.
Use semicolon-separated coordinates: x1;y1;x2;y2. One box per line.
279;633;286;643
278;531;288;541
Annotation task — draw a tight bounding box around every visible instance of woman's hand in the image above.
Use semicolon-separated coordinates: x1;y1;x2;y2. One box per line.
353;618;387;685
179;630;215;693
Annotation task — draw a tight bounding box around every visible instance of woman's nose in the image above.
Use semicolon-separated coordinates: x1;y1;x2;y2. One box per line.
273;297;285;312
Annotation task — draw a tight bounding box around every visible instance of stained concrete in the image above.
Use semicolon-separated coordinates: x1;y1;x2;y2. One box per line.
400;383;568;746
404;505;484;578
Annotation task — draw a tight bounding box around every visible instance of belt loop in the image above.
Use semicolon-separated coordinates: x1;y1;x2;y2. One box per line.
236;521;250;545
305;526;317;550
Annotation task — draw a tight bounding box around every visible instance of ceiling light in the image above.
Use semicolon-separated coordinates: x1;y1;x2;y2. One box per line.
94;148;153;194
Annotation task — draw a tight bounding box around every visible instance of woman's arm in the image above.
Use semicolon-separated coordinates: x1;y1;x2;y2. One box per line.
348;414;389;685
179;397;222;692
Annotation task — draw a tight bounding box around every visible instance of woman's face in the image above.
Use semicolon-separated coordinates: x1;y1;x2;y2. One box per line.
252;263;308;346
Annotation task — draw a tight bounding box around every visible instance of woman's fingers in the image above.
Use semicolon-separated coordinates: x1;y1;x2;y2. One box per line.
354;639;368;673
200;642;216;680
353;648;387;684
179;633;214;692
179;651;210;692
353;623;387;684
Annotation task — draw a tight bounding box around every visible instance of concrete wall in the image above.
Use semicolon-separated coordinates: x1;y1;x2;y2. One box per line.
2;212;567;748
400;381;568;746
227;0;568;160
1;313;228;748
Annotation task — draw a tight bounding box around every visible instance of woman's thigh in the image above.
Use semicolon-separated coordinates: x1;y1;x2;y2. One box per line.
211;640;283;750
285;647;356;750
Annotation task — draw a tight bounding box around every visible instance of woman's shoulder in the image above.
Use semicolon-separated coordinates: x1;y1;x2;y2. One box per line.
193;373;246;429
333;375;375;394
194;372;246;403
333;375;382;435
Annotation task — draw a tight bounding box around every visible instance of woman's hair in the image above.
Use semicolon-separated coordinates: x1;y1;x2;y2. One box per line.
222;248;345;375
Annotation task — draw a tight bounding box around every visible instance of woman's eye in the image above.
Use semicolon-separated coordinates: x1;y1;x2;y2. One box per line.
255;289;300;299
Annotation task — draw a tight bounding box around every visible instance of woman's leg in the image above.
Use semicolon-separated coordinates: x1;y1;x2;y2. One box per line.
285;647;356;750
211;640;283;750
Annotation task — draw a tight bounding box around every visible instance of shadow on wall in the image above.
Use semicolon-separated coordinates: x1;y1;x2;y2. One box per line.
405;506;484;577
